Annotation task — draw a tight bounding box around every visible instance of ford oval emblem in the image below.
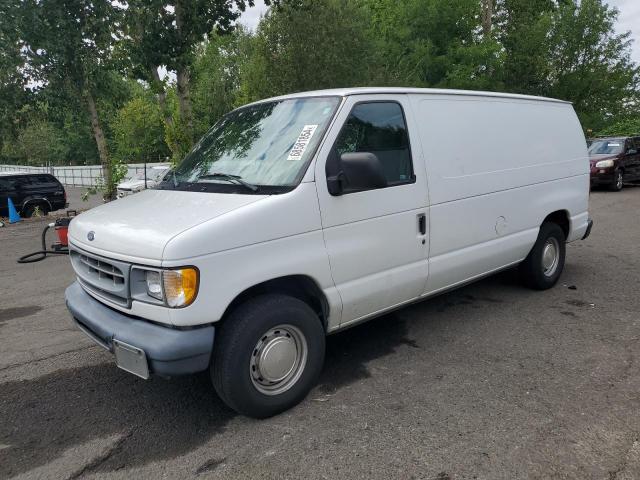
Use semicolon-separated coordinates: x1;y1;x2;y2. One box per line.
87;231;95;241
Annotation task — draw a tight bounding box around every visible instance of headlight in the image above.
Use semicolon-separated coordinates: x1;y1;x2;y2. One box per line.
163;268;199;307
144;268;198;307
145;270;163;300
595;159;614;168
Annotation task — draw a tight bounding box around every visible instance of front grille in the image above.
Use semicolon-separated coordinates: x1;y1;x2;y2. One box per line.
78;253;125;285
70;246;131;307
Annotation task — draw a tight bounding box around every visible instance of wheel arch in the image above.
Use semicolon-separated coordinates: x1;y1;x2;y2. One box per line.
21;196;52;213
221;275;330;332
542;209;570;239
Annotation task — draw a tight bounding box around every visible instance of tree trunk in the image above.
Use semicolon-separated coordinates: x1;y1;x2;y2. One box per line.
174;0;194;146
149;64;174;128
481;0;493;39
85;88;113;201
176;67;194;145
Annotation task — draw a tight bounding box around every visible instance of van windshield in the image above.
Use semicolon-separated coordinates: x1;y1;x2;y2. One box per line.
588;140;624;155
162;96;340;194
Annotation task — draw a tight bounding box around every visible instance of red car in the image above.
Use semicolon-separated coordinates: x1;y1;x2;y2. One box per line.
589;136;640;191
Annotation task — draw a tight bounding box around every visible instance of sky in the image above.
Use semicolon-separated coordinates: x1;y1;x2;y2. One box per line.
238;0;640;66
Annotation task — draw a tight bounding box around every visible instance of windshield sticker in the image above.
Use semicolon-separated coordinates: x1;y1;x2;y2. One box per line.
287;124;319;161
608;143;621;146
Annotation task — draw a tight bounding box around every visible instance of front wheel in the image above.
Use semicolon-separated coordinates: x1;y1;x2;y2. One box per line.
519;222;566;290
211;294;325;418
610;169;623;191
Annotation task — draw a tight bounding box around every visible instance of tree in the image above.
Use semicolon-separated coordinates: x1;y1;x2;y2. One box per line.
121;0;265;157
360;0;502;89
546;0;640;131
241;0;377;102
597;117;640;137
20;0;125;198
0;0;30;160
191;28;253;138
7;119;68;166
497;0;557;95
113;94;171;164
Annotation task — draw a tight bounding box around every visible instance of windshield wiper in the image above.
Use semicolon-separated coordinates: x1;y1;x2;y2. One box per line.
197;173;259;192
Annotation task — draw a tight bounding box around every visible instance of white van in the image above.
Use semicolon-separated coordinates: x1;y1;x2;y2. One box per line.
65;88;592;417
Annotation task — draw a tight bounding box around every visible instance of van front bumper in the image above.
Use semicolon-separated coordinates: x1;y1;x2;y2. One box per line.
65;281;214;377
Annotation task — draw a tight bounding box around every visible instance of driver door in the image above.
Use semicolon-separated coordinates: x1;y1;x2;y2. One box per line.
315;95;429;327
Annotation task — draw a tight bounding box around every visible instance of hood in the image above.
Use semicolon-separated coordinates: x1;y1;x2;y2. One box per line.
68;189;267;262
118;179;150;190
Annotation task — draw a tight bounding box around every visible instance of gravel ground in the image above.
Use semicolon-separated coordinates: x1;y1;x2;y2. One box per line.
0;188;639;480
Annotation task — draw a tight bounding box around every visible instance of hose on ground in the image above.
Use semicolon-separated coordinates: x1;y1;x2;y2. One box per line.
17;224;69;263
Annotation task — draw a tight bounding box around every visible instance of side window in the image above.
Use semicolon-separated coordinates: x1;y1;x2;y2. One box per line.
333;102;414;186
37;175;57;186
19;175;38;186
0;177;17;191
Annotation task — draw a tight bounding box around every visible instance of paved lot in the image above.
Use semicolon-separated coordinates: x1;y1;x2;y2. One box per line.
1;188;639;480
65;186;105;213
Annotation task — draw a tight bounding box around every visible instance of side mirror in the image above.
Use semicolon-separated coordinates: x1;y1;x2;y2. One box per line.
327;152;388;196
627;149;637;155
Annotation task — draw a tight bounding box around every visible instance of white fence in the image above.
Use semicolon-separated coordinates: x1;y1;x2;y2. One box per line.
0;163;171;187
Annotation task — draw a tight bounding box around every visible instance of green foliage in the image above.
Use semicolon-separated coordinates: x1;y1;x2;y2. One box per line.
1;0;639;171
2;119;68;166
240;0;378;101
191;28;253;137
546;0;640;132
597;117;640;137
113;95;170;163
360;0;503;88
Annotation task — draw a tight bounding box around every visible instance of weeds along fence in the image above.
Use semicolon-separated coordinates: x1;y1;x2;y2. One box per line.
0;163;170;187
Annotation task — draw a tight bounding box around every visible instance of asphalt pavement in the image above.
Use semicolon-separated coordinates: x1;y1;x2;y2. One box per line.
0;187;639;479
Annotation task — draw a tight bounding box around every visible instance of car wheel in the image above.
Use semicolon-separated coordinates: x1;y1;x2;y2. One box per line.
519;222;566;290
611;169;623;191
211;294;325;418
21;202;49;218
21;204;35;218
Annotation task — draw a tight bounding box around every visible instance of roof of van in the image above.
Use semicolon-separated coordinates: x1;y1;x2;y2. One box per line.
246;87;571;106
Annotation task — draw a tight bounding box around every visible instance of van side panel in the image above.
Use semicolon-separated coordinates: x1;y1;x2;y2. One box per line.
410;94;589;294
414;95;588;204
425;175;587;293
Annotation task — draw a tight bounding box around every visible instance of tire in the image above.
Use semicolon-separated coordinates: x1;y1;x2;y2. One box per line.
21;202;49;218
39;203;50;216
22;204;37;218
519;222;566;290
211;294;325;418
610;169;623;191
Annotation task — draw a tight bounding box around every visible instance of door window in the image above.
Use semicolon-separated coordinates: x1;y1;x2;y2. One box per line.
331;102;414;187
0;177;18;191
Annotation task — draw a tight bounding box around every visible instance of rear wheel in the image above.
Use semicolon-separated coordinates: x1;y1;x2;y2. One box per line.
21;202;49;218
610;169;623;191
211;294;325;418
519;222;566;290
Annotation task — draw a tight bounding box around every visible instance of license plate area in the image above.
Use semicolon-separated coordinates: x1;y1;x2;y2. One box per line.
113;339;150;379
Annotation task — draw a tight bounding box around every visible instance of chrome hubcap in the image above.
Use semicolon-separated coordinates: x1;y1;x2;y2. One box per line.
250;325;307;396
617;172;623;189
542;237;560;277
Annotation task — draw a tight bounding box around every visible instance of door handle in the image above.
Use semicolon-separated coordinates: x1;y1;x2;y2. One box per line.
417;213;426;235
